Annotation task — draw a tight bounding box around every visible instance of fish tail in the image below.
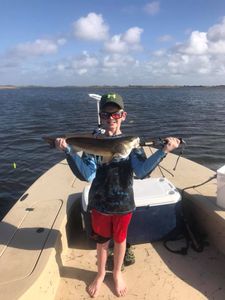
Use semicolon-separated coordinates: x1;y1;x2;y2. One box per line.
42;136;56;148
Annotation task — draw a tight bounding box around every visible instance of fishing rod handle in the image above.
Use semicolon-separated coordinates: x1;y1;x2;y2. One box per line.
141;137;186;147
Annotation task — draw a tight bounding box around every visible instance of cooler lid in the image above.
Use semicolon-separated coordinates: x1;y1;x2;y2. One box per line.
134;177;181;207
81;177;181;211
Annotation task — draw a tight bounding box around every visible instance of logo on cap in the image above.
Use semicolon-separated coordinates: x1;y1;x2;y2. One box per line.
107;94;116;99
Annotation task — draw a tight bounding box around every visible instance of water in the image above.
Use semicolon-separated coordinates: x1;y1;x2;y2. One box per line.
1;86;225;220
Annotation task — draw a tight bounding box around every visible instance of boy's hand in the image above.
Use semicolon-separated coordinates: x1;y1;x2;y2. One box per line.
163;137;180;153
55;138;68;151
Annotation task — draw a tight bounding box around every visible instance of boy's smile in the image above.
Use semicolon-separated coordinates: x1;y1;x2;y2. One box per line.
100;104;127;136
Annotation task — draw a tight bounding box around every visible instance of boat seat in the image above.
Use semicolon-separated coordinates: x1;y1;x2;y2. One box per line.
0;199;62;284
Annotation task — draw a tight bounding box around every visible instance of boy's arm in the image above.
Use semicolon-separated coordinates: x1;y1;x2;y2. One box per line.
55;137;97;182
131;148;166;179
131;137;180;178
65;146;97;182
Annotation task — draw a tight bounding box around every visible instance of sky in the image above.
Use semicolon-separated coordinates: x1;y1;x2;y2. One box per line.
1;0;225;86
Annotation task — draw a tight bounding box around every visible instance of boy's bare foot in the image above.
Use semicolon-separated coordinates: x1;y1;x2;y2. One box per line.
113;271;127;297
87;273;105;298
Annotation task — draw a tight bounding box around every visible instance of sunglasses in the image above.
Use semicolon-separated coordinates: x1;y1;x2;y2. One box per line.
99;110;124;120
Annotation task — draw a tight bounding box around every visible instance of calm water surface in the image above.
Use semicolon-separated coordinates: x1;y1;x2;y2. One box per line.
1;86;225;219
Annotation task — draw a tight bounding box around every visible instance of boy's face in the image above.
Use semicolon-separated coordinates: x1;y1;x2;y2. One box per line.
100;104;127;134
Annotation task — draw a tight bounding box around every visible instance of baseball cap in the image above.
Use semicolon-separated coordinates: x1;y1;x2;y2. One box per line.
100;93;124;111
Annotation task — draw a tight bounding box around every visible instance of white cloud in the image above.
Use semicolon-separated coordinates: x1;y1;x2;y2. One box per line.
3;14;225;86
57;38;67;46
166;53;211;75
206;17;225;54
142;17;225;83
77;68;88;75
123;27;143;44
73;12;109;41
144;1;160;15
173;18;225;60
12;38;65;57
153;49;166;56
207;17;225;41
57;63;66;71
104;27;143;53
72;51;99;68
134;18;225;84
176;31;208;55
56;51;99;75
52;51;140;85
158;35;173;42
173;18;225;57
0;38;66;71
102;53;137;68
104;35;127;53
209;40;225;54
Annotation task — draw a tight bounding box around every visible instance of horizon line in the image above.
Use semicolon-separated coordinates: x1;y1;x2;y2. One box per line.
1;84;225;89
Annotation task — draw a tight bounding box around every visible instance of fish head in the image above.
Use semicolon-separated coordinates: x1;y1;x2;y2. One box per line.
113;136;140;159
130;136;141;148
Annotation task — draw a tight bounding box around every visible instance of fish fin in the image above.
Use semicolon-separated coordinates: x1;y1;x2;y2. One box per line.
113;153;129;160
113;143;131;159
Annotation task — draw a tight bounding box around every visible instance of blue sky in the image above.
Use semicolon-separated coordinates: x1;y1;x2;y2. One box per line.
1;0;225;86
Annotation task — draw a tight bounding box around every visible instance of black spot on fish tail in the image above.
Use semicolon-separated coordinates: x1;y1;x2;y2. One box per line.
42;136;56;148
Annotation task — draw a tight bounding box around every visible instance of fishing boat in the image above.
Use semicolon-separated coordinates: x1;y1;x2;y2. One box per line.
1;145;225;300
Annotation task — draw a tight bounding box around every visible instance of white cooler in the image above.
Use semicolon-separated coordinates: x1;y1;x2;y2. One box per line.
81;177;181;244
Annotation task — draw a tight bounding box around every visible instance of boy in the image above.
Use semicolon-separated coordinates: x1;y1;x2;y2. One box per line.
55;93;180;297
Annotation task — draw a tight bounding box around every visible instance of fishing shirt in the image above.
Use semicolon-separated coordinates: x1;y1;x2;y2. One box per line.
65;147;166;214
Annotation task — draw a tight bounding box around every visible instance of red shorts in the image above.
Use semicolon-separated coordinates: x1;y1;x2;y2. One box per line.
91;209;132;243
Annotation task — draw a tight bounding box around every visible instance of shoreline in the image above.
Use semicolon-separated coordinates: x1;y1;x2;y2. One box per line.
0;85;18;90
0;85;225;89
